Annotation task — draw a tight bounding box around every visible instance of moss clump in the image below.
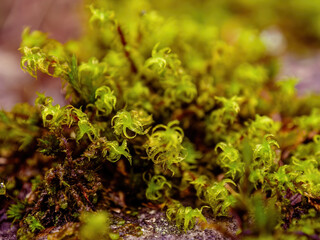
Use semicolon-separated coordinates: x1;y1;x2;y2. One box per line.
1;0;320;239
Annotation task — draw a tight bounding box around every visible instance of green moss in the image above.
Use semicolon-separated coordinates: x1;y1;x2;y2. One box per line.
2;0;320;238
7;201;26;223
79;211;111;240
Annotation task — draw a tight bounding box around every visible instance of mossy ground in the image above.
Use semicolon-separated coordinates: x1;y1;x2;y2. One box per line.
2;0;320;239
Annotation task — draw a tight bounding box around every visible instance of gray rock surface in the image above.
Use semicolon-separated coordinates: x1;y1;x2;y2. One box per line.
110;207;237;240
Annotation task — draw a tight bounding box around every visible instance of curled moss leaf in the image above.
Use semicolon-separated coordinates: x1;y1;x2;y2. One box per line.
204;179;236;216
94;86;117;116
20;47;52;78
145;43;170;74
215;143;244;179
206;96;241;137
166;200;207;232
190;175;209;200
112;109;152;139
77;119;99;142
247;115;281;137
145;120;185;172
145;175;172;201
214;96;241;123
252;134;280;170
19;30;69;80
102;140;132;164
269;166;295;192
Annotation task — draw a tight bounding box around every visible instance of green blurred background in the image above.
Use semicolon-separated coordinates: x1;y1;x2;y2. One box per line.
0;0;319;109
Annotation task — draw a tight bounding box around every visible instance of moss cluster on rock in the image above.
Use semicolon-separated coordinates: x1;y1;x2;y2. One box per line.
1;0;320;239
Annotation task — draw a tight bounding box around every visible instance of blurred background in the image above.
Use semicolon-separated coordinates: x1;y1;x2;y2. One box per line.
0;0;82;109
0;0;319;110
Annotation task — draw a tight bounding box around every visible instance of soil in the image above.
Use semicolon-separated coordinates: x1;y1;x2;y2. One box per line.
0;206;238;240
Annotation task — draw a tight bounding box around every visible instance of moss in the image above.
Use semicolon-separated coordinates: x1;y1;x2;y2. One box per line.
79;211;111;240
1;0;320;238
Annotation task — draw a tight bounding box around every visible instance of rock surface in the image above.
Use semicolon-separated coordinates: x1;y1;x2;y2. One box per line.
0;206;238;240
110;207;237;240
